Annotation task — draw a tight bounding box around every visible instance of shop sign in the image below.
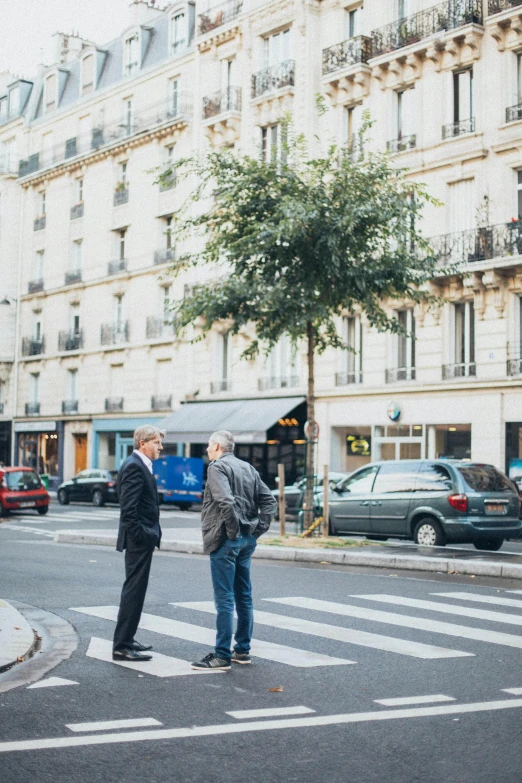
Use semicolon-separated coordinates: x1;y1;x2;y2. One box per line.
346;434;371;457
14;421;56;433
386;402;401;422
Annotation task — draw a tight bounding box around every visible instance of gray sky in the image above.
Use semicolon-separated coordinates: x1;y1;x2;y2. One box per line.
0;0;132;79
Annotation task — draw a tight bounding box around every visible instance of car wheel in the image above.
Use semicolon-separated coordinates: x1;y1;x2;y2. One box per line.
176;503;192;511
92;489;105;507
37;507;49;516
474;538;504;551
57;489;69;506
413;517;446;547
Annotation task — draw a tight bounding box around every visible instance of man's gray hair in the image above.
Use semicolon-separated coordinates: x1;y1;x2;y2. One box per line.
134;425;166;449
209;430;235;453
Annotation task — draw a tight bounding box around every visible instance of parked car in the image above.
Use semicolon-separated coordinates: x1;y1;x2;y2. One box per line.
0;467;50;516
57;469;119;507
272;472;350;522
327;460;522;550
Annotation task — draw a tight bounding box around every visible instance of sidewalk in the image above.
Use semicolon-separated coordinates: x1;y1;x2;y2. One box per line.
0;600;36;673
53;528;522;580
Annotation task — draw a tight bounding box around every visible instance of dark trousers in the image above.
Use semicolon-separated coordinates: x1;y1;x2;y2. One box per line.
113;542;154;652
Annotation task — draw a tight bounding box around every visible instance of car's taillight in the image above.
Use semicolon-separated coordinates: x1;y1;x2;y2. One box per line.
448;493;468;513
107;482;115;487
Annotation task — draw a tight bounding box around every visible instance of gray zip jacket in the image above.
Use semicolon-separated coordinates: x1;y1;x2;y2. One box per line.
201;452;277;554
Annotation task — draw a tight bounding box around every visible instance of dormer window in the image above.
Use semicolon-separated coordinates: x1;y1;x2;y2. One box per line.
0;97;7;123
8;85;19;119
169;3;195;55
124;33;139;76
82;54;95;95
45;74;57;114
171;12;186;54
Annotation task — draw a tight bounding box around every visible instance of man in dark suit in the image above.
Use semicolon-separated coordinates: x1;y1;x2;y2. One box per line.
112;425;164;661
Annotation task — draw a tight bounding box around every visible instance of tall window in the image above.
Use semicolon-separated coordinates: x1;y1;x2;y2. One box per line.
517;171;522;220
123;99;133;134
343;315;363;383
114;295;124;331
71;240;82;273
45;74;57;113
269;335;297;384
396;88;415;140
345;6;362;38
2;138;16;173
343;104;363;150
31;373;40;403
82;55;94;94
162;285;171;322
171;12;185;54
453;69;473;123
33;316;42;341
39;190;46;217
221;332;230;383
124;35;139;75
261;123;287;162
118;229;126;260
77;178;84;204
33;250;44;282
454;301;475;372
165;215;173;249
263;29;291;67
398;0;410;18
170;79;179;116
397;309;415;379
68;369;78;402
70;304;80;335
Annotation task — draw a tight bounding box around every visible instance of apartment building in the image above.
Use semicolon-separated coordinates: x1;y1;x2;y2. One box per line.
2;0;522;489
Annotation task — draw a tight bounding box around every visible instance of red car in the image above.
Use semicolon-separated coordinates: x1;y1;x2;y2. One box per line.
0;467;50;516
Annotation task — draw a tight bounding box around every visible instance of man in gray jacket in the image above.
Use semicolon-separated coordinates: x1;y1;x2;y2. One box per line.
192;430;277;670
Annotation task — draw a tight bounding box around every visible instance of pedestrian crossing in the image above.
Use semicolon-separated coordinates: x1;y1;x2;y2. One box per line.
70;587;522;678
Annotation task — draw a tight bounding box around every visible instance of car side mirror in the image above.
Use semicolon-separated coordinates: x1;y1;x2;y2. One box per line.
332;484;344;493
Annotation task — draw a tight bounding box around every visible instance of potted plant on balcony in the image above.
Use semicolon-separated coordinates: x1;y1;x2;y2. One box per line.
114;180;127;193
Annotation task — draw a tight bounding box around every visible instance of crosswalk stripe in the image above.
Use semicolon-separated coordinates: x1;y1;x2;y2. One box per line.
265;596;522;651
227;707;315;720
432;592;522;610
86;637;209;677
66;717;162;732
374;695;455;707
72;607;353;667
502;688;522;695
174;602;472;660
506;591;522;594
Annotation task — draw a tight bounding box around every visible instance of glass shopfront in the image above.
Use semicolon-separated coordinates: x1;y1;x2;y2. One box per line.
15;421;63;488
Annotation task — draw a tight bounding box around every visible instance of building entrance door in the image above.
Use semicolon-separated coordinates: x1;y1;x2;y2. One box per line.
117;437;134;468
74;434;87;473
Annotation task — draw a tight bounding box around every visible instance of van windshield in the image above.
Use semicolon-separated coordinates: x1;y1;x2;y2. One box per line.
457;466;515;493
5;470;42;491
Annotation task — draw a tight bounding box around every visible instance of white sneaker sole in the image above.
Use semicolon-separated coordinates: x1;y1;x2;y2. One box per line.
232;658;251;665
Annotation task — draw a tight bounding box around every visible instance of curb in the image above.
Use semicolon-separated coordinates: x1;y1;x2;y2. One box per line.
53;530;522;580
0;600;37;674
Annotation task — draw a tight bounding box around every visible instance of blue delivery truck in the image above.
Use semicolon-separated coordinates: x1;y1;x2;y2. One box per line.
153;455;204;510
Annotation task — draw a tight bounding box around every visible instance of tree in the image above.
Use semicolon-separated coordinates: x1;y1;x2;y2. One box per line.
161;125;441;530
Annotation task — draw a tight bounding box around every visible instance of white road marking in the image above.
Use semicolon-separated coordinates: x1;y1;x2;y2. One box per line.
73;607;353;668
66;718;162;733
506;591;522;594
433;592;522;610
226;706;315;720
265;596;522;652
353;594;522;627
175;602;471;660
27;677;79;689
3;525;55;537
374;695;456;707
86;637;213;677
502;688;522;695
2;698;522;753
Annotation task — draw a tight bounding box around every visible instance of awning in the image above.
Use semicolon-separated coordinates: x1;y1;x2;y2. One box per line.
159;397;305;444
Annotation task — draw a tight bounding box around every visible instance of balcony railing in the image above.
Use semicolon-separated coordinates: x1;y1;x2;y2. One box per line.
21;337;45;357
154;248;176;265
105;397;124;412
62;400;79;415
28;279;44;294
371;0;483;59
65;270;82;285
258;375;299;391
18;153;39;177
442;362;476;379
210;380;232;393
70;202;84;219
252;60;295;99
101;323;129;346
25;402;40;416
34;215;46;231
432;222;522;267
202;87;242;119
151;395;172;411
488;0;522;14
58;330;83;352
114;187;129;206
387;134;417;153
385;367;416;383
442;117;475;139
322;35;372;76
146;317;175;340
335;371;362;386
198;0;243;35
108;258;127;276
65;137;77;159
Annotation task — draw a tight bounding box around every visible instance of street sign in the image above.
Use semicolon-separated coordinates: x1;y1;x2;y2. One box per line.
304;420;320;441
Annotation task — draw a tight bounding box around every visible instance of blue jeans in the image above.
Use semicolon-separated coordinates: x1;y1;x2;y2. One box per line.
209;532;257;662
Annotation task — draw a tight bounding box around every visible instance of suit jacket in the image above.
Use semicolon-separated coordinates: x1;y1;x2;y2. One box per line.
116;452;161;552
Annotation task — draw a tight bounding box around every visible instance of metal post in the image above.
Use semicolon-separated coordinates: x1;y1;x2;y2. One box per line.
277;463;286;537
322;463;329;538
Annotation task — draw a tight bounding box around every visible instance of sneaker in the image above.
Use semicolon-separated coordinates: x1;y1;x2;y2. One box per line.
191;652;231;671
231;651;251;665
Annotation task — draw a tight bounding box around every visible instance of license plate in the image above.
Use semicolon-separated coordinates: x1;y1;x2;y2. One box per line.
485;503;507;514
18;501;35;508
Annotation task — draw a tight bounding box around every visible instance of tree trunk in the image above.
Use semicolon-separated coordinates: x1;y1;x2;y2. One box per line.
304;321;315;529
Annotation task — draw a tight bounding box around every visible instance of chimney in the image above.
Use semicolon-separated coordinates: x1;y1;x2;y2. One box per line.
128;0;164;26
52;32;96;65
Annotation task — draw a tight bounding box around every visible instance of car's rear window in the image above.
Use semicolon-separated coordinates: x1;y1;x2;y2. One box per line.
457;466;515;493
5;470;42;491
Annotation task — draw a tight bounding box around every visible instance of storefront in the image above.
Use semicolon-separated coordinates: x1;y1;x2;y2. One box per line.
14;420;64;489
0;421;11;466
505;423;522;486
92;416;168;471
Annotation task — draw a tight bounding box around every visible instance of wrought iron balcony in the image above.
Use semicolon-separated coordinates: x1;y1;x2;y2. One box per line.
385;367;416;383
113;187;129;206
322;35;372;76
105;397;124;412
58;330;83;352
335;371;362;386
28;279;44;294
442;117;475;139
18;153;39;177
34;215;46;231
371;0;483;59
252;60;295;99
65;270;82;285
108;258;127;276
65;137;77;159
431;222;522;267
146;317;175;340
442;362;476;379
100;322;129;346
25;402;40;416
70;202;84;219
202;87;242;119
151;395;172;411
62;400;79;415
198;0;243;35
258;375;299;391
489;0;522;14
387;134;417;153
210;380;232;393
154;248;176;265
22;337;45;357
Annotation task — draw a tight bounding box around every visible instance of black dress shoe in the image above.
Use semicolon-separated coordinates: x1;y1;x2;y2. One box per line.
112;649;153;662
132;641;153;652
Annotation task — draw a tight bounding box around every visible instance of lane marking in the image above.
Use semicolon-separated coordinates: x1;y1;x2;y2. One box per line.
175;602;472;660
353;594;522;627
226;707;315;720
265;596;522;652
374;695;456;707
2;698;522;753
73;607;353;668
27;677;79;689
433;592;522;610
66;718;162;733
502;688;522;695
86;637;216;678
506;591;522;594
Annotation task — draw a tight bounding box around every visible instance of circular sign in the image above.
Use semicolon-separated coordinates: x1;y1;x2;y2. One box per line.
387;402;401;422
304;420;320;441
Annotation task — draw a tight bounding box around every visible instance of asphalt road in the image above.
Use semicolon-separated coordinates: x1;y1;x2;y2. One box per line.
2;507;522;782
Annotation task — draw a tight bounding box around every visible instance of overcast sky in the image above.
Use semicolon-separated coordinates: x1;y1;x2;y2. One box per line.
0;0;132;79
